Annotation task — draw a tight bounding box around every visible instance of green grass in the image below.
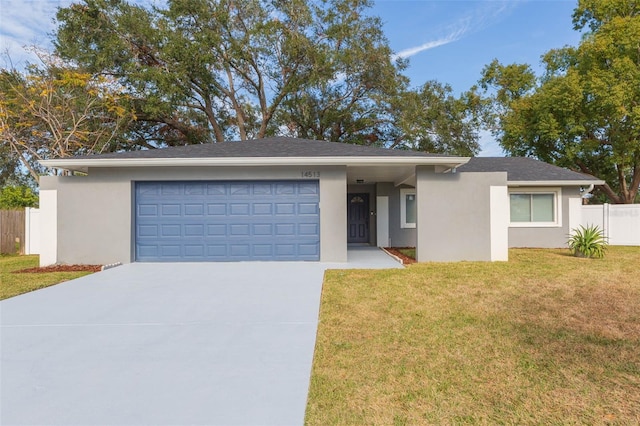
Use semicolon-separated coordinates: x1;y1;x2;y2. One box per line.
397;248;415;259
306;247;640;425
0;255;94;300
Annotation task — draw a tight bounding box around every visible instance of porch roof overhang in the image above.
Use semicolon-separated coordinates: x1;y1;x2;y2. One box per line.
40;156;470;185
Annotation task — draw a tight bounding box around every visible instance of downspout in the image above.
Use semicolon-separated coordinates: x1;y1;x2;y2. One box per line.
581;184;595;203
583;184;595;195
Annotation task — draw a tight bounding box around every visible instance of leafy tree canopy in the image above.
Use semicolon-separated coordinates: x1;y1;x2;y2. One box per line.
479;0;640;203
51;0;480;155
0;51;135;183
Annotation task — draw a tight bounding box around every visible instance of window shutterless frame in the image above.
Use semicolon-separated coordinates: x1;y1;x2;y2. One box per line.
508;187;562;227
400;188;416;229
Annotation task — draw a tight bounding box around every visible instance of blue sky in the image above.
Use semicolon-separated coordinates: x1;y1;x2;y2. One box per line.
0;0;582;155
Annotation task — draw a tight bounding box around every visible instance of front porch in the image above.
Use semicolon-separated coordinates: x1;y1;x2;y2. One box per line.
331;246;404;269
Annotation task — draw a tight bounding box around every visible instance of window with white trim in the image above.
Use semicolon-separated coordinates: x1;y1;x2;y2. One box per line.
400;188;416;229
509;188;561;227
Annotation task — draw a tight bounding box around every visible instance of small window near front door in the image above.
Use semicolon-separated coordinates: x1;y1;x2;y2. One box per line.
400;188;416;229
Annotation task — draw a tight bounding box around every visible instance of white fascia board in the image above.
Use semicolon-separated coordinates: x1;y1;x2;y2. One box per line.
508;180;605;187
40;156;471;173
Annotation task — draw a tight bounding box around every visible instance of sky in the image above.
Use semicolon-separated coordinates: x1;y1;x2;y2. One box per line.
0;0;583;156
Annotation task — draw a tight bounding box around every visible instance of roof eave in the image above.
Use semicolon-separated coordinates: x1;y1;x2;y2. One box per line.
507;179;606;187
39;156;471;173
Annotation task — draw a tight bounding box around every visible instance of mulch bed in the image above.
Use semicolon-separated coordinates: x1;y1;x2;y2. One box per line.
14;264;102;273
383;247;417;265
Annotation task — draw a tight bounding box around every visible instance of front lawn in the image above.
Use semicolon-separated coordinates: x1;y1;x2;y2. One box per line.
0;256;95;300
306;247;640;424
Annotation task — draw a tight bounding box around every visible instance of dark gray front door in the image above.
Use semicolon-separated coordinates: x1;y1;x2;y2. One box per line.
347;193;369;243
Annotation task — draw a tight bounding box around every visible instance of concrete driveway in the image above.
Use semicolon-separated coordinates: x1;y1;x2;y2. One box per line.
1;249;401;425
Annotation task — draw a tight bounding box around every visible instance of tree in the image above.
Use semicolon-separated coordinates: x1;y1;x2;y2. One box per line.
275;2;408;145
0;51;134;182
54;0;404;144
53;0;481;153
0;185;38;209
390;81;482;156
479;0;640;203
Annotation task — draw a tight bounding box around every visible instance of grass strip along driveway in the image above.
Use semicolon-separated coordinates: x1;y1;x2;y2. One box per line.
306;247;640;425
0;256;95;300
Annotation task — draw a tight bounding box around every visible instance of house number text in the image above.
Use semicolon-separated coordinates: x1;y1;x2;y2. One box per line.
301;171;321;178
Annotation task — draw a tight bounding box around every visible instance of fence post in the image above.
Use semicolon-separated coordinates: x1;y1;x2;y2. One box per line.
25;207;31;255
603;203;610;241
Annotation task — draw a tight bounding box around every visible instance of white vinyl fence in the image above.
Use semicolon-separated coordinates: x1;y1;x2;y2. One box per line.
581;204;640;246
25;207;40;255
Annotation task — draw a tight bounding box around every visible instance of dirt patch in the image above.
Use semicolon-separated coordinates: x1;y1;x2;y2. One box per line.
384;247;416;264
14;264;102;273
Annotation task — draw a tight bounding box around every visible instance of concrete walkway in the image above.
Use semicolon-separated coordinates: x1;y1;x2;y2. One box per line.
1;248;401;426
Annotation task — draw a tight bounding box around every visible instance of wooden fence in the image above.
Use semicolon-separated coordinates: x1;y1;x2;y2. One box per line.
0;210;25;254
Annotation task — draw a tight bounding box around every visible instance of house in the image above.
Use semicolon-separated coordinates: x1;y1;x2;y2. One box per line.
38;137;603;266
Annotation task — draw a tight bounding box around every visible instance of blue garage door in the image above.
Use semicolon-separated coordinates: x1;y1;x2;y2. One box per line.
135;181;320;261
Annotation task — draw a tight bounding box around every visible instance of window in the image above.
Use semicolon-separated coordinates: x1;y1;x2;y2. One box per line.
509;189;561;227
400;188;416;228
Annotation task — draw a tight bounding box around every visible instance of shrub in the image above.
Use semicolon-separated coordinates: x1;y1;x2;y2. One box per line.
0;185;38;209
568;225;608;259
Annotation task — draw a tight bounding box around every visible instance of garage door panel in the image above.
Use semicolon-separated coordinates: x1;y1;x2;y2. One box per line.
275;203;295;215
185;183;205;195
184;204;205;216
299;223;319;235
161;204;181;216
138;225;158;237
298;183;319;195
299;243;320;255
230;224;250;236
207;204;226;215
161;245;181;257
184;245;205;257
135;181;319;261
253;224;273;236
230;204;250;215
253;184;273;195
298;203;318;215
184;224;205;237
138;204;158;217
207;224;226;236
161;224;181;237
207;245;227;256
206;184;227;195
230;184;251;195
275;244;295;256
253;203;273;215
161;185;181;195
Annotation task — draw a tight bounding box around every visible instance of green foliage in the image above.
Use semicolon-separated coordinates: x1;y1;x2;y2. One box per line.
567;224;608;258
0;51;135;182
52;0;481;154
0;185;38;209
391;81;481;156
479;0;640;203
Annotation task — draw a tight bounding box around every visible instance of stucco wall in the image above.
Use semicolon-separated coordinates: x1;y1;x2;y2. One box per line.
376;182;416;248
40;166;347;265
508;186;581;248
416;168;508;262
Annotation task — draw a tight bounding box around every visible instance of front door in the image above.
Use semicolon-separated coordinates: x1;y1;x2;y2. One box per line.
347;193;370;243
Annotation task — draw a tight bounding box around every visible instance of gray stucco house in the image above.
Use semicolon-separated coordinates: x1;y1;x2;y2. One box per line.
38;137;602;266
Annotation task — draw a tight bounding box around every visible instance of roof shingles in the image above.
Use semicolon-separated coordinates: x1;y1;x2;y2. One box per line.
458;157;599;182
65;137;600;183
79;137;448;159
